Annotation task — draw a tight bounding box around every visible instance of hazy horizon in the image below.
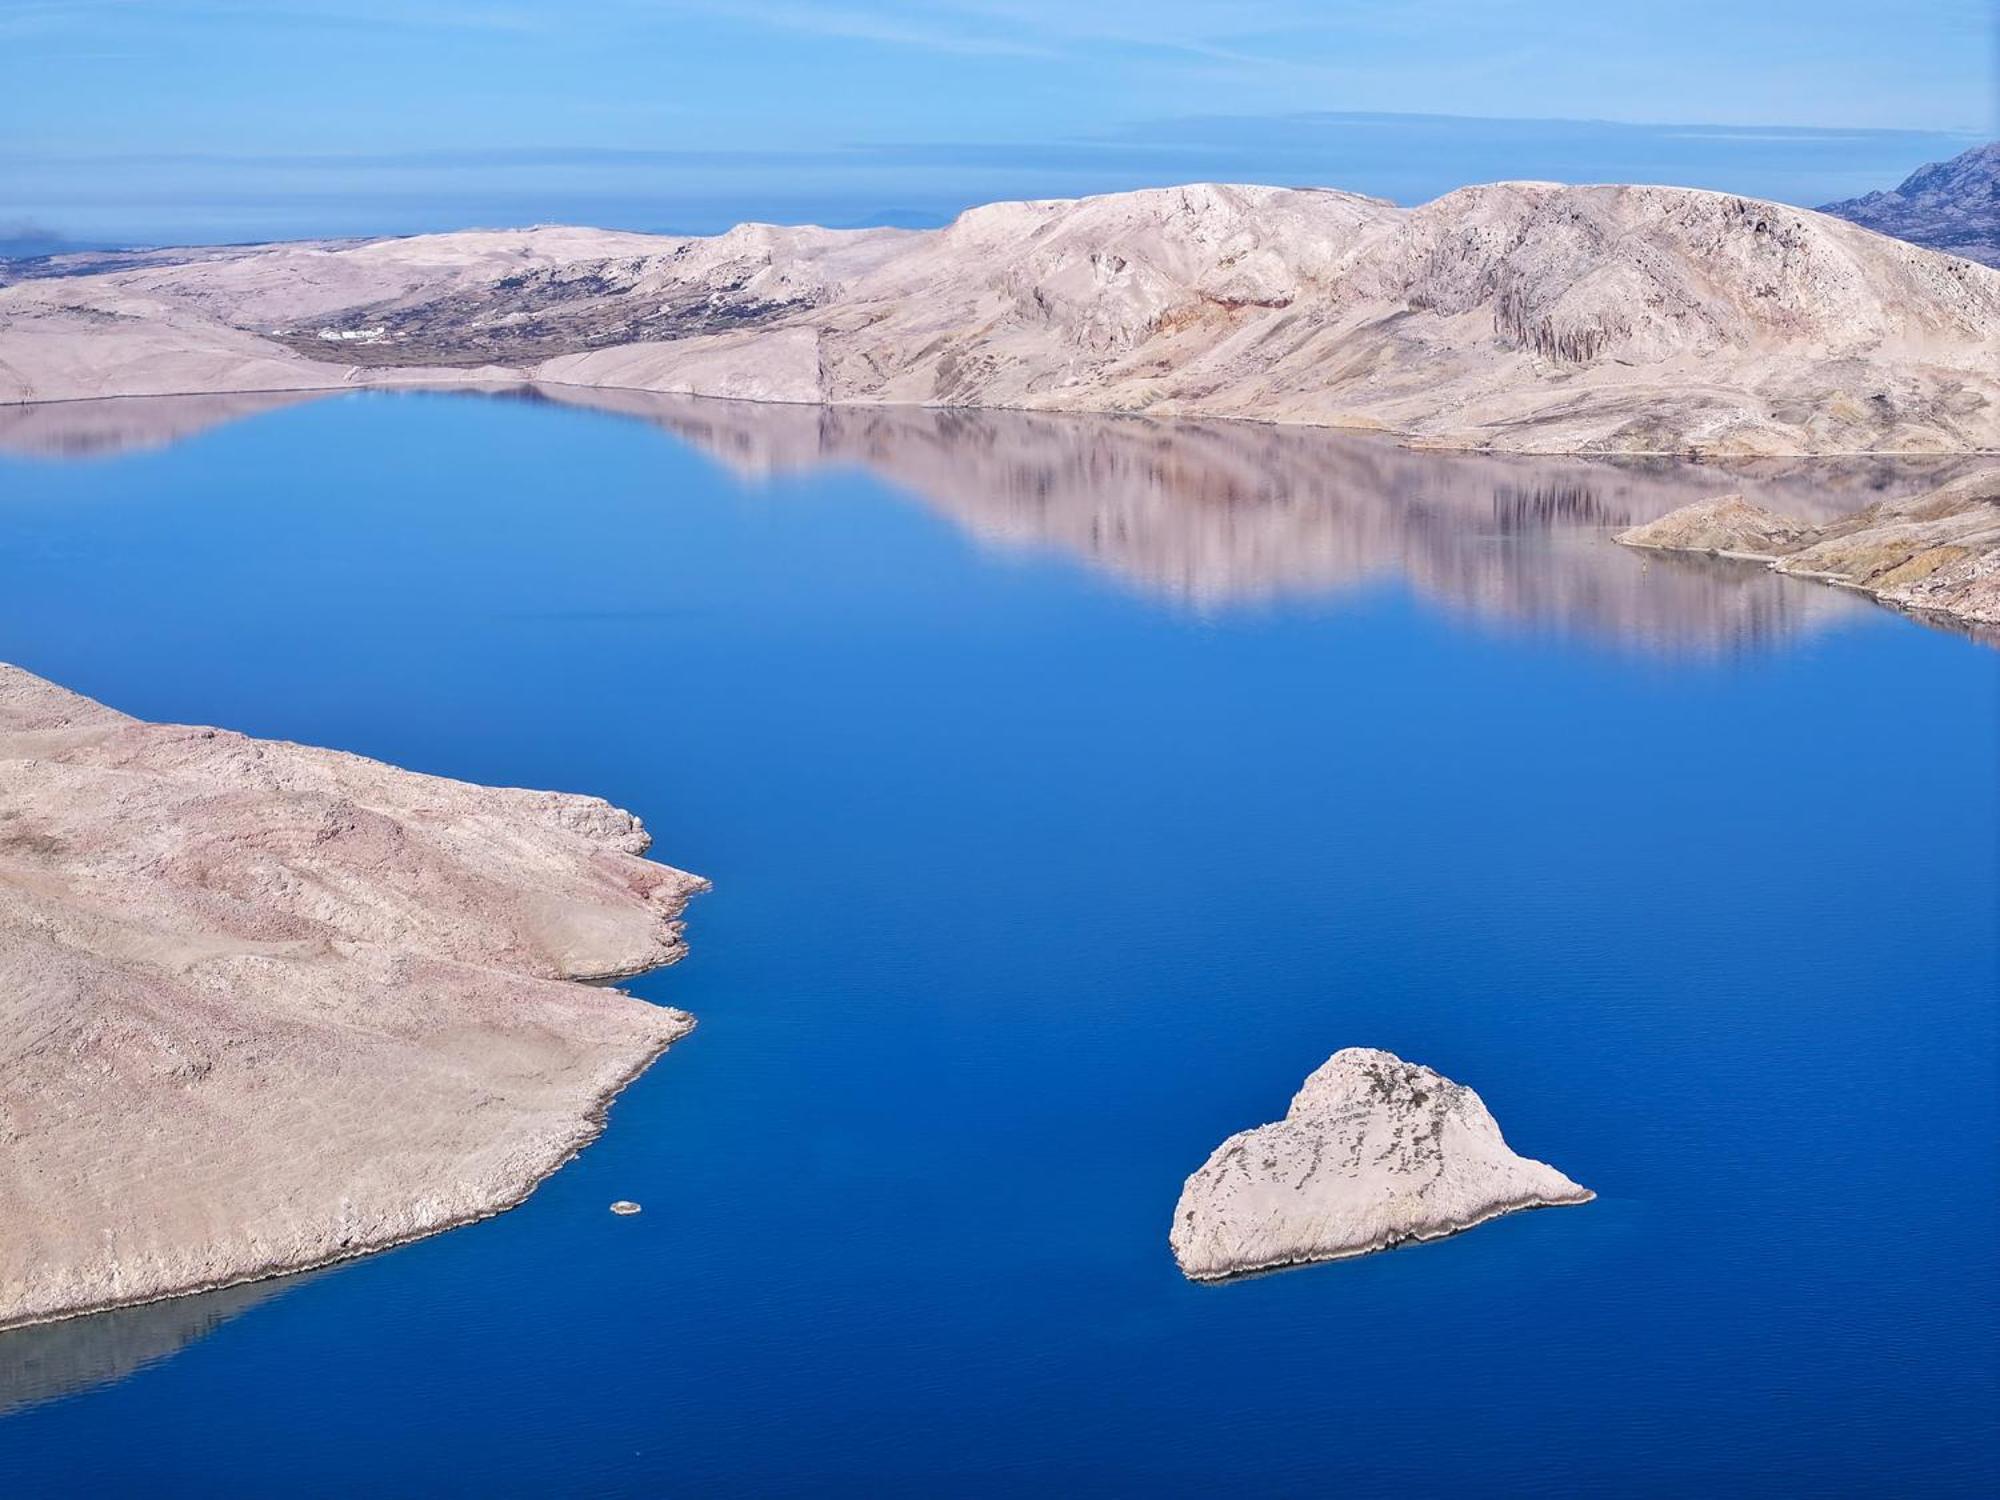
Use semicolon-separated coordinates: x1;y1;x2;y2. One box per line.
2;112;1988;251
2;0;1991;247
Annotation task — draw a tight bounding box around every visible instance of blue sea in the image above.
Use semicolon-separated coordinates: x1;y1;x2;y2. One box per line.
0;390;1993;1495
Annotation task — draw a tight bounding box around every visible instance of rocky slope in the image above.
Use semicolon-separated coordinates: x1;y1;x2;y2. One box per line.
1171;1048;1591;1280
1615;468;2000;630
1822;142;2000;269
4;180;1998;455
0;663;706;1331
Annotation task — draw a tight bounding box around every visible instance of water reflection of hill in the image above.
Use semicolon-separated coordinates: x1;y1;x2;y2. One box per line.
0;1276;299;1416
2;387;1970;655
0;391;323;459
537;388;1966;655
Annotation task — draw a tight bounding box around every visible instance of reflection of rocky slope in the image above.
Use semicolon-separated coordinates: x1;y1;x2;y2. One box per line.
0;663;706;1331
1617;469;2000;631
5;181;1998;455
538;386;1962;653
1;388;1964;651
0;390;321;459
1822;143;1999;269
0;1276;298;1415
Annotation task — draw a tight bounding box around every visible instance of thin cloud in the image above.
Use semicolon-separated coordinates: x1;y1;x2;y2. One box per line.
666;1;1061;58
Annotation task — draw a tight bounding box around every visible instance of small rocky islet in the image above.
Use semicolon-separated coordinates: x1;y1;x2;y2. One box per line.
1171;1048;1592;1280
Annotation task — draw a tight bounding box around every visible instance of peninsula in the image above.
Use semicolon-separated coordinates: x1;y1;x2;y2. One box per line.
0;664;706;1331
1171;1048;1592;1280
1616;468;2000;630
5;179;1998;456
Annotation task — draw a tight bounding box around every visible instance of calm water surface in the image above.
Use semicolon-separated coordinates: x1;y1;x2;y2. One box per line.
0;391;1994;1495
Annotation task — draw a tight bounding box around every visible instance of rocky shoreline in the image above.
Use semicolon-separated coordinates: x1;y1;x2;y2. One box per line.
1615;468;2000;631
0;664;706;1331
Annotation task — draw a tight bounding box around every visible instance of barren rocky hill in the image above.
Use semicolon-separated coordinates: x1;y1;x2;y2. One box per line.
1822;142;1999;269
0;664;706;1330
4;180;1997;455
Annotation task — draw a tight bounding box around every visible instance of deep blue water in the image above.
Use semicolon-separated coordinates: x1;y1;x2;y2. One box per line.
0;391;1994;1496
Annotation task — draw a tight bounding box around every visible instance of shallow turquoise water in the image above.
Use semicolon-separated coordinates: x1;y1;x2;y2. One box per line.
0;391;1994;1495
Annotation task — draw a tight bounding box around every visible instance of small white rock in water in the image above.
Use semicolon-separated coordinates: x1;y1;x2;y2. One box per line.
609;1201;642;1216
1171;1048;1591;1280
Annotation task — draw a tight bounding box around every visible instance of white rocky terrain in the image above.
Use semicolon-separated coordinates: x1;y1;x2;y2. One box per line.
1171;1048;1591;1280
4;180;1998;454
0;663;706;1331
1616;467;2000;631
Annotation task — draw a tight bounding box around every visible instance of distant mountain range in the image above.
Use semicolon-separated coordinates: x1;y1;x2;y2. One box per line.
1821;141;1999;267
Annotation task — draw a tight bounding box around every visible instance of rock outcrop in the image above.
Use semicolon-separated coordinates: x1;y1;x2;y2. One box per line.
1615;468;2000;630
1821;142;2000;269
0;663;707;1331
4;179;1998;455
1171;1048;1591;1280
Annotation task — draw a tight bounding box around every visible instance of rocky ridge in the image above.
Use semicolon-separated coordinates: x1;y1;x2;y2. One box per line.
4;180;1998;455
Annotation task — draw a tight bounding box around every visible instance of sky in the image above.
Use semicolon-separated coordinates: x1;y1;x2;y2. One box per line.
0;0;1993;246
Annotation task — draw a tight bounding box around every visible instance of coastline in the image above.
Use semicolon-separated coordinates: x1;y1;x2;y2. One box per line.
0;662;709;1333
1179;1188;1597;1284
0;1014;692;1335
7;180;1998;459
1615;472;2000;632
7;378;2000;462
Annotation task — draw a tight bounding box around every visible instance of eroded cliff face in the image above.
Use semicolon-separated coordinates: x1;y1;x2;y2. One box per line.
1617;468;2000;630
1171;1048;1591;1280
0;664;706;1330
5;179;1997;455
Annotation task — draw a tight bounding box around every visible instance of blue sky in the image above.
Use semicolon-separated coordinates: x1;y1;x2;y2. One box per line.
1;1;1992;244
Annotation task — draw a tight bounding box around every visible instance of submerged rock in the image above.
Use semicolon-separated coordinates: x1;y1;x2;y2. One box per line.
0;663;707;1331
1170;1049;1591;1280
1616;468;2000;631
